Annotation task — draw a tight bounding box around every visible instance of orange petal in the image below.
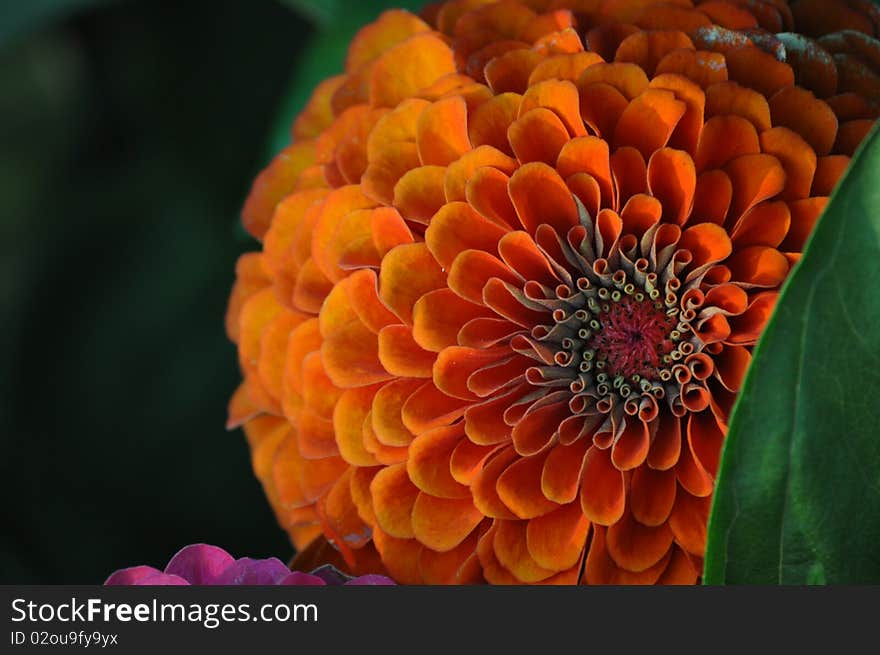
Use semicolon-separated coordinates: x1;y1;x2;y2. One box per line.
578;61;649;100
371;463;418;539
412;493;484;551
580;445;626;525
689;409;724;479
493;519;558;582
425;202;508;269
727;291;778;344
333;386;381;467
835;118;876;156
769;86;838;156
668;488;711;556
713;344;751;392
759;127;817;201
556;136;614;205
583;524;669;585
730;201;791;248
528;51;604;85
316;469;372;551
300;351;343;420
647;412;683;472
610;418;650;470
371;377;421;447
416;95;471;165
511;399;569;457
466;166;519;228
413;288;493;352
445;145;518;202
401;380;470;434
611;146;648;209
614;29;694;78
657;545;699;584
725;45;794;98
371;206;414;257
370;33;457;107
467;93;522;156
345;9;431;71
407;423;471;498
418;530;482;584
648;72;705;155
613;88;686;160
242;141;316;240
372;526;423;584
345;268;399;334
320;315;390;389
655;49;728;88
526;500;590;570
292;74;346;140
497;448;561;519
541;438;590;504
508;106;571;165
464;384;527;446
631;466;677;526
691;170;732;225
434;345;507;401
578;81;629;139
705;81;770;132
450;439;503;486
780;196;828;252
379;242;447;325
724;153;786;223
812;155;850;196
484;48;543;94
448;249;522;305
726;245;789;287
508;162;579;234
694;115;760;172
227;383;261;430
476;522;523;584
472;446;520;519
377;324;436;378
311;185;378;282
392;165;448;223
520;78;586;137
647;147;696;225
606;509;674;573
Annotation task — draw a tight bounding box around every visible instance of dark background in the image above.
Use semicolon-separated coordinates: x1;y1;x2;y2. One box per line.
0;0;314;583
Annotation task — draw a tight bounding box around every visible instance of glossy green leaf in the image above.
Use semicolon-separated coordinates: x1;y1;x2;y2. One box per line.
704;125;880;584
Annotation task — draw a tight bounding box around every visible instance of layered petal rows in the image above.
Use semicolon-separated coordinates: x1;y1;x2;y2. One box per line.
227;0;879;584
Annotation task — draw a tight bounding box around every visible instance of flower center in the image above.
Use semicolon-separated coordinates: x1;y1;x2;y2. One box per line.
588;296;675;379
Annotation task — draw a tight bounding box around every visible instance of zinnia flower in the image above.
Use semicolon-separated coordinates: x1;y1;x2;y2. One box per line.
104;544;394;585
226;0;879;584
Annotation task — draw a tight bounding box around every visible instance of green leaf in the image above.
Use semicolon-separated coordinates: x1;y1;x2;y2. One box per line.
704;124;880;584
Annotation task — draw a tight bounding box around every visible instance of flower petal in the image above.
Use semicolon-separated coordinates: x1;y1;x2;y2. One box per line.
526;501;590;570
412;493;484;552
580;445;626;525
606;508;674;573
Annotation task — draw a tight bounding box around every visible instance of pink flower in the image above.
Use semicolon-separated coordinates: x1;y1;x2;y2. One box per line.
104;544;394;585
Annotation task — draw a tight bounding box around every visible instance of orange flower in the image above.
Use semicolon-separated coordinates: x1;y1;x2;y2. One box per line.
227;0;879;584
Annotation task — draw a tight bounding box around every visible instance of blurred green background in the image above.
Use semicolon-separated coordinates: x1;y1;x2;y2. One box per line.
0;0;320;583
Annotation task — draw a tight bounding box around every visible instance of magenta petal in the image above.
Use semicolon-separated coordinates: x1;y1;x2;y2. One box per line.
104;565;166;585
344;575;396;586
164;544;235;585
131;572;190;585
215;557;292;585
279;572;328;586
